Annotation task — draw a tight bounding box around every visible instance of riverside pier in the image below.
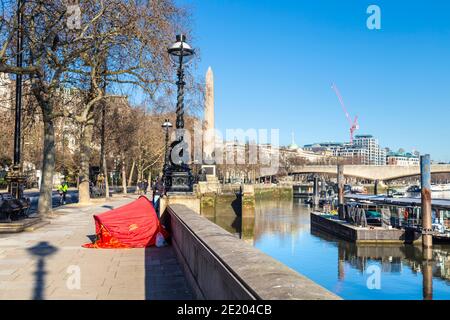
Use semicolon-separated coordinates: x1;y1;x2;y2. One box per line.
310;212;420;244
310;155;450;245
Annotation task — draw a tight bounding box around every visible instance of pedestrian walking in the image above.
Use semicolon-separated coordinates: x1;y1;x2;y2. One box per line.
143;179;149;195
137;180;143;195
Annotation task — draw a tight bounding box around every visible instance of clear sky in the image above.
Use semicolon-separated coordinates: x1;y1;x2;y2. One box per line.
177;0;450;162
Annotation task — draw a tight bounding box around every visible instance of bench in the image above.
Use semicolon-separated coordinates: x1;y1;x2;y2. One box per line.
0;193;31;222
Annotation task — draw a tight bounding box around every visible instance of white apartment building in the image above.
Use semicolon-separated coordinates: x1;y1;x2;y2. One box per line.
386;152;420;166
304;135;387;165
337;146;370;164
353;135;386;165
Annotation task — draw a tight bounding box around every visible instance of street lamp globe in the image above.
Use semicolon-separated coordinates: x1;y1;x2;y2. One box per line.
161;119;173;129
168;34;194;65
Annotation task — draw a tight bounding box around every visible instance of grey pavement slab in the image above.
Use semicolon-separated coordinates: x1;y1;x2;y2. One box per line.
0;195;194;300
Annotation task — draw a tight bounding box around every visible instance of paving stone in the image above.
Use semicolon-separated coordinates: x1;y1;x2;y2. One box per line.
0;269;17;276
0;239;23;247
0;258;29;266
0;289;34;300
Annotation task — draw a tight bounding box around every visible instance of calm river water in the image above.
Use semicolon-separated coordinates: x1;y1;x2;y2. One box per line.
202;198;450;300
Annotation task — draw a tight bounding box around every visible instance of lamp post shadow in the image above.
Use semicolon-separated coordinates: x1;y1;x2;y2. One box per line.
27;241;58;300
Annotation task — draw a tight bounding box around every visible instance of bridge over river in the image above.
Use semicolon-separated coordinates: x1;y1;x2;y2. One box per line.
290;164;450;182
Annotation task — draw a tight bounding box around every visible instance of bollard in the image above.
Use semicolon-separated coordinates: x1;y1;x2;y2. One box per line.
337;164;344;220
421;167;434;299
420;154;433;249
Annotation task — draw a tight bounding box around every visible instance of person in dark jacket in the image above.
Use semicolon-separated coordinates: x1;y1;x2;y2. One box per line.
152;177;165;217
137;180;144;195
143;179;149;195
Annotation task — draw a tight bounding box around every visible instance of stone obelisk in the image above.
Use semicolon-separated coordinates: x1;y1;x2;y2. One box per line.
204;67;214;159
202;67;216;178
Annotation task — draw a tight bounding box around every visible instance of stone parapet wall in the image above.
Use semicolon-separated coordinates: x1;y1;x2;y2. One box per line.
164;204;341;300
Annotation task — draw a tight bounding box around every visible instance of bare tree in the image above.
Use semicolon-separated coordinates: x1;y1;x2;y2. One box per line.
0;0;192;212
0;1;107;215
65;0;189;203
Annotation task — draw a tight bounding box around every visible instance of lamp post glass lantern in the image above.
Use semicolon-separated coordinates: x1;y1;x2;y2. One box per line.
164;35;195;193
168;34;194;66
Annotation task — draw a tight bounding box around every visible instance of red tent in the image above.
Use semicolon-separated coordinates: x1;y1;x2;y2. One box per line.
83;196;169;249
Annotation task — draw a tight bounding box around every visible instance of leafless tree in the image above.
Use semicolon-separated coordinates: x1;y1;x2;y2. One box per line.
0;0;194;212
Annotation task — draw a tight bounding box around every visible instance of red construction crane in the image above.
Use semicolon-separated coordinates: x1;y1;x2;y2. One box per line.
331;83;359;144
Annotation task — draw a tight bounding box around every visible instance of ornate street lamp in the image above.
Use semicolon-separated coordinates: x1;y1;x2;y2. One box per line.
161;119;172;187
165;34;195;193
1;0;28;222
6;0;25;200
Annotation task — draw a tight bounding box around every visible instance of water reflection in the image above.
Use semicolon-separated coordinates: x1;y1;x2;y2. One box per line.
204;198;450;300
312;229;450;299
202;201;256;245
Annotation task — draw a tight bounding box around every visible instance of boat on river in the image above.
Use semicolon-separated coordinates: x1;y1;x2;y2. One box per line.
343;194;450;243
406;184;450;193
312;193;450;243
407;185;421;193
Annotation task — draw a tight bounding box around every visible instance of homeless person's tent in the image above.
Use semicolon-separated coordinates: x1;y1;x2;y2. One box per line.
83;196;168;248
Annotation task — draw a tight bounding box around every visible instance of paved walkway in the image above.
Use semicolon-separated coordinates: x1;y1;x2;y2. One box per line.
0;196;194;300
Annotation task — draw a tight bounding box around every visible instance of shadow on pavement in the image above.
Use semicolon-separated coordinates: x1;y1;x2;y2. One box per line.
144;245;195;300
86;234;97;242
26;241;58;300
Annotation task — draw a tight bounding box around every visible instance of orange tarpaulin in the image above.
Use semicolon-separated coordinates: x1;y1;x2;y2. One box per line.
83;196;169;249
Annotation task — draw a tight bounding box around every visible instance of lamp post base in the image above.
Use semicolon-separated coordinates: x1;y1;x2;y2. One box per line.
5;165;26;199
1;165;30;222
167;170;193;193
164;167;193;193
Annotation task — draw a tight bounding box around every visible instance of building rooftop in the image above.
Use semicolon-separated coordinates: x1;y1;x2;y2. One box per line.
387;151;419;158
288;142;299;150
304;142;344;148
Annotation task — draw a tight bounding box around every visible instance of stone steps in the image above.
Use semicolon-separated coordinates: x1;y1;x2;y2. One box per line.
0;218;47;234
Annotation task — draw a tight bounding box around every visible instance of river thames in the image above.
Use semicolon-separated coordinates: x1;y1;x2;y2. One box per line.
203;197;450;300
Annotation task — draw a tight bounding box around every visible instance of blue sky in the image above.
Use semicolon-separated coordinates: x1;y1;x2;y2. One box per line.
177;0;450;161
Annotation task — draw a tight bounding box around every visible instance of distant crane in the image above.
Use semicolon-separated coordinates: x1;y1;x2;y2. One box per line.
331;83;359;144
